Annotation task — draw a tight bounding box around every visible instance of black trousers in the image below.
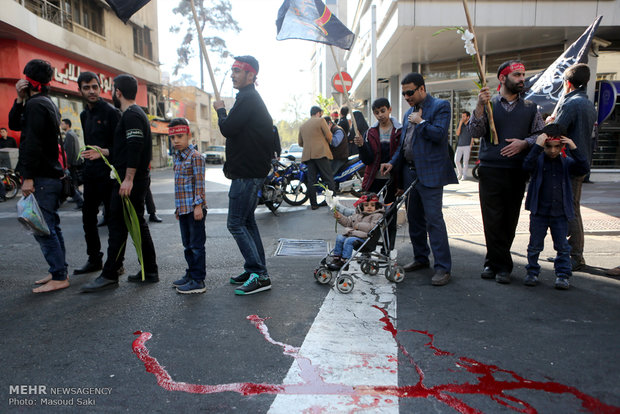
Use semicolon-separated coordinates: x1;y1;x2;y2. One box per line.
306;157;335;207
145;176;156;215
478;166;527;273
82;178;114;262
102;178;158;279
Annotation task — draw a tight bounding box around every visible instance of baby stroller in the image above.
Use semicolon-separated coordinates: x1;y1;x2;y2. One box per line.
313;178;419;293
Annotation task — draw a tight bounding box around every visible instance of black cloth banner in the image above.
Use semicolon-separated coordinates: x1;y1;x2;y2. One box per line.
276;0;355;50
523;16;602;114
104;0;151;24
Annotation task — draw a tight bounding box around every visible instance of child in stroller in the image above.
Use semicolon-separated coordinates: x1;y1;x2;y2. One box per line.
329;193;384;270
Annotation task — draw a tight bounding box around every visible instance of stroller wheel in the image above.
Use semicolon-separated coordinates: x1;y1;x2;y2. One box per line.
368;261;379;276
386;265;405;283
336;275;354;294
360;261;370;274
315;267;332;284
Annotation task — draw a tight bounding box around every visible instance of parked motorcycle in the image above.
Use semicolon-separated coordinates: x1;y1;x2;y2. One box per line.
258;159;289;215
472;159;480;180
1;167;20;199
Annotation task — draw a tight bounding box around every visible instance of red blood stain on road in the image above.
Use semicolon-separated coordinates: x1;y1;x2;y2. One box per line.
132;309;620;413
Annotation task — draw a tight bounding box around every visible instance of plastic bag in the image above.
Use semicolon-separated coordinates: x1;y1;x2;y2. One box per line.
17;194;50;236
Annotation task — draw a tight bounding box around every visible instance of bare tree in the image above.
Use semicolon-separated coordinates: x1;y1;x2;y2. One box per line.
170;0;240;77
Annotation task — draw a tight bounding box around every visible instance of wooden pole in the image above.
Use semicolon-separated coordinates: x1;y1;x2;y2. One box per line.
190;0;221;101
329;45;359;136
462;0;498;144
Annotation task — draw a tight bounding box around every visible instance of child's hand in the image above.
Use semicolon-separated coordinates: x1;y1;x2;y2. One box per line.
560;136;577;150
535;133;548;147
194;205;204;221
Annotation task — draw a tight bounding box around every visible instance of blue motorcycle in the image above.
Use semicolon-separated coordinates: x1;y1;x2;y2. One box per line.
281;154;365;206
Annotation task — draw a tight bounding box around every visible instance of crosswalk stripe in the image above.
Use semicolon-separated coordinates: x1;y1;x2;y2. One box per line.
268;266;399;413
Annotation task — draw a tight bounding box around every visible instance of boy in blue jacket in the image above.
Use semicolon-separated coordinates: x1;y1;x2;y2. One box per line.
522;124;589;290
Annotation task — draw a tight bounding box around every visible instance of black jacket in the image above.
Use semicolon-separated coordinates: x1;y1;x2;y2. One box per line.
80;99;121;180
9;95;63;179
216;84;273;179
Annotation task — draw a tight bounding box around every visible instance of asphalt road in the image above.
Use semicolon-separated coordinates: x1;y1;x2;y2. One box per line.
0;166;619;413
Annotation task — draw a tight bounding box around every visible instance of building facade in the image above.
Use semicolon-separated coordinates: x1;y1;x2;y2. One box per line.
0;0;162;149
312;0;620;168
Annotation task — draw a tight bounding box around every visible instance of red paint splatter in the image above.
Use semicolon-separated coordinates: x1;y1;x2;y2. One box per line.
132;311;620;414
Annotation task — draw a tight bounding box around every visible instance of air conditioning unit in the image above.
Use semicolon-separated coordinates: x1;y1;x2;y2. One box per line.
147;92;158;116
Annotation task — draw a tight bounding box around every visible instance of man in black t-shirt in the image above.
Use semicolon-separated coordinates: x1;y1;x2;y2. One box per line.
0;127;17;148
74;72;121;275
82;74;158;292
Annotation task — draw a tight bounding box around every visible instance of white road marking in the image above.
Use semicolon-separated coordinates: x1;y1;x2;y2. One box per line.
268;264;399;413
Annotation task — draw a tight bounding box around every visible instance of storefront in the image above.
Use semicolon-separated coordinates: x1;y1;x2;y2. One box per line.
595;80;620;168
0;39;148;146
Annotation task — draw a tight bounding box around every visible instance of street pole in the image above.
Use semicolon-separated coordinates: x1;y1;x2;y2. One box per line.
371;5;377;106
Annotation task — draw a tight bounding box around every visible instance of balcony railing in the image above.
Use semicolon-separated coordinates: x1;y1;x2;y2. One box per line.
19;0;73;31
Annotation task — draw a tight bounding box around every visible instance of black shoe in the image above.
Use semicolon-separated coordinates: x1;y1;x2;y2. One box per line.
73;260;103;275
0;196;7;202
431;270;451;286
328;259;345;271
480;266;496;279
571;258;586;271
149;214;162;223
81;276;118;292
495;271;511;284
127;270;159;283
230;271;252;285
311;205;320;210
234;274;272;295
403;261;430;272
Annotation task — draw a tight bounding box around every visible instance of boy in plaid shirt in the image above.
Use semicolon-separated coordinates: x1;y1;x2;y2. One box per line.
169;118;207;294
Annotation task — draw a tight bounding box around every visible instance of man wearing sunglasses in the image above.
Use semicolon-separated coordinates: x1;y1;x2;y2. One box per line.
382;73;457;286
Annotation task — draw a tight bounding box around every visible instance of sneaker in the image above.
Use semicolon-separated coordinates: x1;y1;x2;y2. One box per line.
495;272;511;284
172;275;191;288
230;271;252;285
234;274;271;295
554;276;570;290
523;274;538;287
571;258;585;271
176;279;206;294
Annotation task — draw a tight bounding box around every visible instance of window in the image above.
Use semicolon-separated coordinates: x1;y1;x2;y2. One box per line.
133;25;153;60
67;0;104;35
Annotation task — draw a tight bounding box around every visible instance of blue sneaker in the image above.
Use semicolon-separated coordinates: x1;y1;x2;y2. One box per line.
554;276;570;290
234;273;271;295
172;275;191;288
523;274;538;287
176;279;206;294
230;271;251;285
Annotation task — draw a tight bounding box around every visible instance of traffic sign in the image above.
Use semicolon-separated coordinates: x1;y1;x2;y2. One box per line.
332;71;352;93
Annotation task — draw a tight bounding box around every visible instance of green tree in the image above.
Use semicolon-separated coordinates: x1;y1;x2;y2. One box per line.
170;0;240;77
315;94;337;114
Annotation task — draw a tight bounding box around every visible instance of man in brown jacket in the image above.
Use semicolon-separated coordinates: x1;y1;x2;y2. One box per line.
298;106;334;209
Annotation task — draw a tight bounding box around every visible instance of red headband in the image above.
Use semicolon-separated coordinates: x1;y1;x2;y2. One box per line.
232;60;257;75
26;76;49;92
353;194;380;207
499;63;525;78
168;125;190;136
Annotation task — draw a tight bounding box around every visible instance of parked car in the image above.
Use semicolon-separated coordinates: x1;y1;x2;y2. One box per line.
281;144;303;164
202;145;226;164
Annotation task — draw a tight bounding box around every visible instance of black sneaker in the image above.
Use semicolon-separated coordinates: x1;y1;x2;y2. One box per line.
523;274;538;287
127;270;159;283
234;274;271;295
230;271;251;285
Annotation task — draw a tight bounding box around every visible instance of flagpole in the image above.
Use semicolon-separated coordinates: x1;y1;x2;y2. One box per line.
190;0;221;101
329;45;359;136
462;0;498;145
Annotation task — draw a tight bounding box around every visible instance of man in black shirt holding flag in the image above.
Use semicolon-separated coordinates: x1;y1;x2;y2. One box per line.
82;74;158;292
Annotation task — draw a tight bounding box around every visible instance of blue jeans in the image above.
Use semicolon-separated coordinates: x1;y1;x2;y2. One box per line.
526;214;572;277
227;178;267;276
33;177;68;281
333;234;365;259
403;167;452;272
179;211;206;281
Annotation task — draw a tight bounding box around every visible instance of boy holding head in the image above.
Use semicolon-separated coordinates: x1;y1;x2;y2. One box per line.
169;118;207;294
522;124;589;290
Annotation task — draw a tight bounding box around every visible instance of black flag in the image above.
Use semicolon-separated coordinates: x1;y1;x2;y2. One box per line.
523;16;602;114
276;0;355;50
104;0;151;24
